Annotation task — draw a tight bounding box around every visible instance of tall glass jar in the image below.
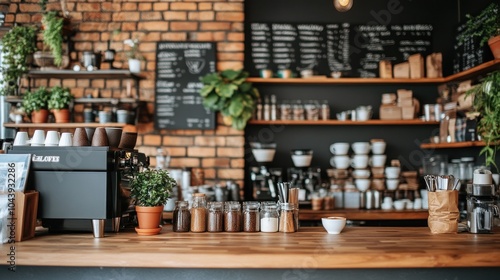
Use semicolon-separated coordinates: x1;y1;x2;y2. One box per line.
172;201;190;232
260;202;279;233
190;193;207;232
279;202;296;233
207;201;224;232
243;201;260;232
224;201;241;232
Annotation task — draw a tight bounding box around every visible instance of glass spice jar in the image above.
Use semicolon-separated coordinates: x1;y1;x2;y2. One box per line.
279;203;296;233
243;201;260;232
207;201;224;232
190;193;207;232
172;200;191;232
224;201;242;232
260;202;279;233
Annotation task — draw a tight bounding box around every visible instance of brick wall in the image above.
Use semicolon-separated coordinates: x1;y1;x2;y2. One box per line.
2;0;246;187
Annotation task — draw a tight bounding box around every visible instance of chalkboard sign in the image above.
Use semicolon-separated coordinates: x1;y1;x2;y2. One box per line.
155;42;216;130
452;22;493;73
248;23;433;78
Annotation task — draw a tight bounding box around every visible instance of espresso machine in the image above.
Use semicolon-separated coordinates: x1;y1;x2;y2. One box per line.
466;169;499;233
7;146;148;237
249;142;281;200
288;149;322;201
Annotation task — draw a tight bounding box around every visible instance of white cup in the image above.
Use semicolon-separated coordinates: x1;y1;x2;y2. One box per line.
45;131;60;146
386;178;400;190
413;198;422;209
14;131;30;146
31;130;46;146
355;179;371;192
383;197;393;205
329;142;350;155
371;141;387;154
420;190;429;209
370;155;387;167
351;142;370;154
381;202;393;210
351;154;369;169
59;132;73;146
385;166;401;179
352;169;370;179
330;155;350;169
393;200;405;210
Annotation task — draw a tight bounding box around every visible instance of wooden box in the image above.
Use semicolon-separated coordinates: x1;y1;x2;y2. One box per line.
379;60;392;78
393;62;409;78
408;54;425;79
14;191;39;242
380;105;402;120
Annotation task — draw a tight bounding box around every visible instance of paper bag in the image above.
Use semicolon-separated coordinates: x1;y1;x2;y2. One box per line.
428;190;459;234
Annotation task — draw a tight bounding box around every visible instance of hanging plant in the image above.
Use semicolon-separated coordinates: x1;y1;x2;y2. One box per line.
41;11;64;66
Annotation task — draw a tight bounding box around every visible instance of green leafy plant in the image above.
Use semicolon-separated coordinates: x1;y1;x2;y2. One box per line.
129;169;176;207
458;3;500;47
21;86;50;115
48;86;73;110
199;69;260;130
41;11;64;66
466;70;500;171
0;25;38;95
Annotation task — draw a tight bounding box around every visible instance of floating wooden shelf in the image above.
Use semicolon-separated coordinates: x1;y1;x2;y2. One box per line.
3;122;127;129
420;141;487;149
248;119;439;126
443;59;500;82
27;69;145;80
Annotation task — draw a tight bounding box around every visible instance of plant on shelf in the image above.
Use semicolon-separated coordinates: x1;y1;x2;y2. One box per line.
458;2;500;59
123;37;142;73
466;70;500;171
40;11;64;66
199;69;260;130
21;86;51;123
129;169;176;235
48;85;73;123
0;25;38;96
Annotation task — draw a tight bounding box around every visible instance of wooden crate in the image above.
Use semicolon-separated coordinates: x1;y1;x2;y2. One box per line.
14;191;39;242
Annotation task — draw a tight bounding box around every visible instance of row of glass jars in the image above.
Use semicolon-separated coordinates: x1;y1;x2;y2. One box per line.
172;193;298;233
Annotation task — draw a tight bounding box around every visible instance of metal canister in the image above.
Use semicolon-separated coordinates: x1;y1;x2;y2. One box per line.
365;190;373;210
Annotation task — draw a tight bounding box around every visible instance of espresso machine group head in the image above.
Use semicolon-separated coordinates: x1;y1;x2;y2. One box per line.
249;142;281;200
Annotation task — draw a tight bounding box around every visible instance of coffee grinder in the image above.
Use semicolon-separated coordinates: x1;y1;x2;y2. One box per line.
287;149;322;201
249;142;281;200
466;169;499;233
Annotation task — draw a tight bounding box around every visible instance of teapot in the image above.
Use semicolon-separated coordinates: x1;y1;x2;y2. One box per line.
356;106;372;121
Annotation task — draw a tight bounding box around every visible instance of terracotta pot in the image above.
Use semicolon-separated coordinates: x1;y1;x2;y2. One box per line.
135;205;163;230
488;35;500;59
31;109;49;123
53;108;71;123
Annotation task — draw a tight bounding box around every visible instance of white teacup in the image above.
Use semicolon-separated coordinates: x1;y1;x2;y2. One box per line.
385;166;401;179
370;155;387;167
45;131;60;146
329;142;349;155
14;131;30;146
330;155;350;169
393;200;405;210
355;179;371;192
321;217;346;234
351;142;370;154
59;132;73;146
352;169;370;179
351;154;369;169
31;130;46;146
386;178;400;190
371;141;387;154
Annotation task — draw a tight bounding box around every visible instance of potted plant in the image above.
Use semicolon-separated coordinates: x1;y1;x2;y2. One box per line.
199;69;260;130
35;10;65;68
123;38;142;73
0;25;37;96
458;3;500;59
129;169;176;235
21;86;51;123
48;85;73;123
466;70;500;171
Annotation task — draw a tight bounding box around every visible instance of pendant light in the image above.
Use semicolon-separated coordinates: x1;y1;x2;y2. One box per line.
334;0;353;12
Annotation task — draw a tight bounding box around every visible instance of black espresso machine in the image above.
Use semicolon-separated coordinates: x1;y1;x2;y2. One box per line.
7;146;148;237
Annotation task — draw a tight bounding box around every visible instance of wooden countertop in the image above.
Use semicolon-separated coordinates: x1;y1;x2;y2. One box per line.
8;227;500;269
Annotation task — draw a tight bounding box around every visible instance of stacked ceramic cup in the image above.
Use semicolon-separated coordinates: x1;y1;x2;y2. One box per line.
328;142;351;188
369;139;387;191
350;142;371;193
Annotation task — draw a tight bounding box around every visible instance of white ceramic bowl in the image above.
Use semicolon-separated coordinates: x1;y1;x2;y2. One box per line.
252;149;276;163
393;200;405;210
355;179;371;192
321;217;347;234
291;154;313;167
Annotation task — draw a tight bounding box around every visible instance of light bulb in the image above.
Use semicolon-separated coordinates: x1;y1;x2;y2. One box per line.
334;0;353;12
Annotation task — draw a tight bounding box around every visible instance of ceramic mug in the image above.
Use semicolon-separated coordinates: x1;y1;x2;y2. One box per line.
355;179;371;192
277;69;292;78
330;155;350;169
13;131;30;146
370;155;387;167
351;142;370;154
31;130;46;146
385;166;401;179
329;142;349;155
352;169;370;179
351;155;369;169
386;178;400;190
371;141;387;154
59;132;73;146
44;131;60;146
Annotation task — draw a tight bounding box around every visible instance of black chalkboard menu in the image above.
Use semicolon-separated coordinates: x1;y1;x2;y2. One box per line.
453;22;493;74
248;23;433;78
155;42;216;130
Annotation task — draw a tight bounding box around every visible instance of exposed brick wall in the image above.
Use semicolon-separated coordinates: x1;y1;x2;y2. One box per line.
2;0;246;188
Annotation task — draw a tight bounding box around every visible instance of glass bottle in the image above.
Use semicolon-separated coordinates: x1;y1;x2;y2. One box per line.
243;201;260;232
172;201;190;232
207;201;224;232
224;201;242;232
260;202;279;232
320;100;330;120
279;202;296;233
190;193;207;232
270;94;278;121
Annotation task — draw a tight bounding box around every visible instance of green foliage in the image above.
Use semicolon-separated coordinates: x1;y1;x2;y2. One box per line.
199;69;260;130
466;70;500;171
129;169;176;207
0;25;38;96
22;87;50;115
458;3;500;47
48;86;73;110
42;11;64;66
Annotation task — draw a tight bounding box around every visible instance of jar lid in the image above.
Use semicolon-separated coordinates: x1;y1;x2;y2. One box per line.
193;193;206;197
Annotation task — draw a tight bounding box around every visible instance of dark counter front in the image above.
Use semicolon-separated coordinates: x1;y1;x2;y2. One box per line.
1;227;500;279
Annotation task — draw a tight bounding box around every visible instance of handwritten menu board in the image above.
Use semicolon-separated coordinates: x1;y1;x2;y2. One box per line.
248;23;433;77
155;42;216;130
453;22;493;73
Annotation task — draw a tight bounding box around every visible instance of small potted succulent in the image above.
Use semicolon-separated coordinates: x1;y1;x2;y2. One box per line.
48;85;73;123
199;69;260;130
129;169;176;235
21;87;51;123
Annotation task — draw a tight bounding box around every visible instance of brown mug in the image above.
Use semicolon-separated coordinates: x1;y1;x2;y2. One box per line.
118;132;138;149
91;127;109;147
72;127;90;146
104;127;123;148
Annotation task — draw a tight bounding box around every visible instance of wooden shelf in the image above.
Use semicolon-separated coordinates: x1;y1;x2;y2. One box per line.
444;59;500;82
420;141;487;149
27;69;145;80
249;119;439;126
73;97;138;104
3;122;127;129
